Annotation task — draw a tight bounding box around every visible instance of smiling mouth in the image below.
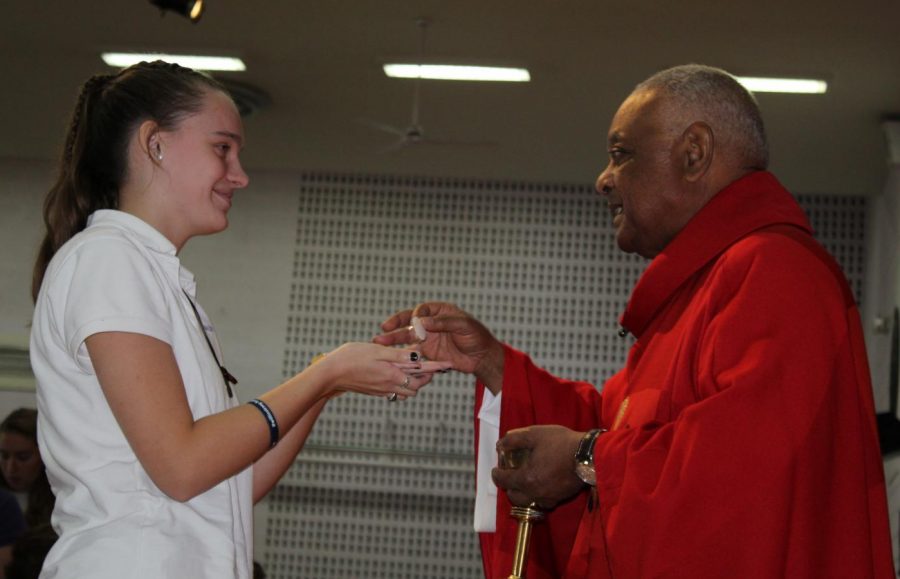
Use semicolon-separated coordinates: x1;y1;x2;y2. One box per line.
214;190;233;205
607;201;624;219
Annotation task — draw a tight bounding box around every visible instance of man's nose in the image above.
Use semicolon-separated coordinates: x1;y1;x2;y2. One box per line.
595;166;613;195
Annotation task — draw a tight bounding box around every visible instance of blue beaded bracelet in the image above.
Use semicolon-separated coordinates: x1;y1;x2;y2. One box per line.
247;399;279;449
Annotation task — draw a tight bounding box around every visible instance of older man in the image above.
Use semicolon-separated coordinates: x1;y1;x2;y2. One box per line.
377;64;893;578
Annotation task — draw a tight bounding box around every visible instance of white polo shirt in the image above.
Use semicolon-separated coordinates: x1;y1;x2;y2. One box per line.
30;210;253;579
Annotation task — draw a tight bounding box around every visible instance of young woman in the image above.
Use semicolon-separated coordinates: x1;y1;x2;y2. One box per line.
29;61;444;579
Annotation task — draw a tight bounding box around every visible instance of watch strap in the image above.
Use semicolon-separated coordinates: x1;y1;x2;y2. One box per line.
574;429;605;486
575;429;604;464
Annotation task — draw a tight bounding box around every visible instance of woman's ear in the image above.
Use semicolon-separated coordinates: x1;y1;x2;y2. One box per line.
681;121;714;182
137;120;162;164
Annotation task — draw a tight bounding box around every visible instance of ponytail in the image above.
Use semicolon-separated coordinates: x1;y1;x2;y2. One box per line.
32;74;114;301
31;61;226;301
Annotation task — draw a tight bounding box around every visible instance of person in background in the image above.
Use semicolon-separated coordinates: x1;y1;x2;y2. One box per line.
0;487;26;579
3;525;57;579
29;61;449;579
377;64;894;578
252;561;266;579
0;409;53;529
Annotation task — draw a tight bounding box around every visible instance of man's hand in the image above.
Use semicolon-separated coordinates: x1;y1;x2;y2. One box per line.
374;302;505;393
492;425;587;510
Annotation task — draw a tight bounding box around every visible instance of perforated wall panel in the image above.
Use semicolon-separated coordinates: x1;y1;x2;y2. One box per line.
261;173;867;578
797;194;868;304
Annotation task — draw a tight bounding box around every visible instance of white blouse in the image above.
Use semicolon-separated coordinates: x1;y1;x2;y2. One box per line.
31;210;253;579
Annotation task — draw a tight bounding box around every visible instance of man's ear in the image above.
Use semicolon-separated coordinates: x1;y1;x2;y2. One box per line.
137;120;162;164
681;122;714;182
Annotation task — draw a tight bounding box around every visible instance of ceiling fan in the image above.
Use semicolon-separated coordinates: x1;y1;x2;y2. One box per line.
359;18;498;153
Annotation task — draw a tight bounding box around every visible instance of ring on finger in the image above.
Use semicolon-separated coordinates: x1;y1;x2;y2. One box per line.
401;376;411;389
387;392;398;402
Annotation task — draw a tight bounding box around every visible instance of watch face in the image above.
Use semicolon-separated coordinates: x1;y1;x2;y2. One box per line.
575;462;596;486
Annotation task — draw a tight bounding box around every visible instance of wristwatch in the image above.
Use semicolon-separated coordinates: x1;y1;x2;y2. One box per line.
574;429;605;486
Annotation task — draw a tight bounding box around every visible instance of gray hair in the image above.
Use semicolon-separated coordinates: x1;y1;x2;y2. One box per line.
635;64;769;170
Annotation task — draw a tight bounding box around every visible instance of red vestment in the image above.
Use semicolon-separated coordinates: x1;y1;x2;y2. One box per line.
476;171;894;578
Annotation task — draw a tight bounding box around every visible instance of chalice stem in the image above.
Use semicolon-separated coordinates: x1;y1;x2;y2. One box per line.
508;505;544;579
509;519;534;578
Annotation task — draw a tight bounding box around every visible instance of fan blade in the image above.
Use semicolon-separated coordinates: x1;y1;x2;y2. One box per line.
418;137;500;148
357;117;406;136
376;137;412;155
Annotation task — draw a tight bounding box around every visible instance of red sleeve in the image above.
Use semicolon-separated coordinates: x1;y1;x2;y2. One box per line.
588;232;893;578
475;345;603;579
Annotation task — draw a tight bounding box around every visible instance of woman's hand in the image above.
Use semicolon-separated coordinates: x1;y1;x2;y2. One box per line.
314;342;451;401
374;302;505;394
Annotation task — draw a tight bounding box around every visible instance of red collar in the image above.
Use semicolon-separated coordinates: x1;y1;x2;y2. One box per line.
619;171;812;338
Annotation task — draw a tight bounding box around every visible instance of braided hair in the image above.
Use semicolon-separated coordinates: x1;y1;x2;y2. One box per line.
32;61;227;301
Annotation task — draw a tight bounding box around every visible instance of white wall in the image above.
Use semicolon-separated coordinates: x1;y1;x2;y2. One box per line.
0;160;48;337
864;161;900;571
862;165;900;413
0;159;51;417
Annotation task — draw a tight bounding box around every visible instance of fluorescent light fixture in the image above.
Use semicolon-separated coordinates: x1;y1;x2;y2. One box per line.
383;64;530;82
735;76;827;94
101;52;246;72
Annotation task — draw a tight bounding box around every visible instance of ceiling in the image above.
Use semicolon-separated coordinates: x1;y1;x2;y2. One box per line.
3;1;899;196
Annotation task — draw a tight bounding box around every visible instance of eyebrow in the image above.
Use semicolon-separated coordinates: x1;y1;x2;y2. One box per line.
214;130;244;148
607;131;623;146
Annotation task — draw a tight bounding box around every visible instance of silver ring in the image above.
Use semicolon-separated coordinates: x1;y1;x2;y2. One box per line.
387;392;398;402
402;376;411;389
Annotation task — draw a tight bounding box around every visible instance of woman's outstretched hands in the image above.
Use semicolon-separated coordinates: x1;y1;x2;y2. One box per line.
314;342;451;402
374;302;505;394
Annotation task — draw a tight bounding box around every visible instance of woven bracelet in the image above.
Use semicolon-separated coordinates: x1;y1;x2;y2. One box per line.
247;398;279;449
